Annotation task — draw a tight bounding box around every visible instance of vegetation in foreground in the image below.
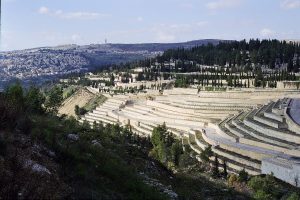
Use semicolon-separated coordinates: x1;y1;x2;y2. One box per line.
0;83;170;199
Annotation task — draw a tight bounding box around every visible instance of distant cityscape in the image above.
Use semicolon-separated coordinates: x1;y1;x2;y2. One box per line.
0;40;220;88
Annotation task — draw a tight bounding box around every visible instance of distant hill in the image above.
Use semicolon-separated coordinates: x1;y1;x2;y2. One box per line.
108;39;225;52
0;39;226;88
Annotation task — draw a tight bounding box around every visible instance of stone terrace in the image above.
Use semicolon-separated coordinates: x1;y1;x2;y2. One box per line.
79;88;300;185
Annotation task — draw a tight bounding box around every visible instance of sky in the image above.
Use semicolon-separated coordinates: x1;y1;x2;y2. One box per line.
1;0;300;51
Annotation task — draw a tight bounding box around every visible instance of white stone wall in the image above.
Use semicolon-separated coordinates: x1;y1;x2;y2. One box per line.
262;157;300;187
244;119;300;143
253;115;279;129
264;112;283;122
285;108;300;134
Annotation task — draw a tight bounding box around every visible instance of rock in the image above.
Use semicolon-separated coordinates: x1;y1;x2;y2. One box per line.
67;134;79;141
91;140;102;147
31;163;51;175
24;160;51;175
139;173;178;199
48;150;56;158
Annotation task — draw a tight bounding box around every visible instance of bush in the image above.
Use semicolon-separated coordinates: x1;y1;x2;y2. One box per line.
228;174;238;187
0;94;21;130
45;86;63;114
254;189;272;200
15;115;32;134
248;175;280;199
200;145;213;163
287;192;300;200
238;169;249;182
25;86;45;114
75;105;88;116
178;153;196;168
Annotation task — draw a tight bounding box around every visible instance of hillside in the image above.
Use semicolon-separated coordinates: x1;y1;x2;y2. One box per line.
0;83;250;200
58;88;95;117
0;39;224;89
109;39;224;52
158;39;300;72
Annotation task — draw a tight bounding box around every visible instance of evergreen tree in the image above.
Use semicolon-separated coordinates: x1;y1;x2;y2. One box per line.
223;160;228;178
213;155;220;177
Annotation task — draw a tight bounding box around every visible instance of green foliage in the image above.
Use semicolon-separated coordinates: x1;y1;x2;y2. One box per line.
238;169;249;182
150;124;183;167
205;87;214;91
74;105;87;116
0;84;42;132
200;145;213;163
254;189;273;200
171;141;183;166
0;93;20;130
25;86;45;114
178;152;196;168
82;120;91;130
28;114;167;200
175;77;188;88
159;39;300;72
248;175;280;199
83;94;107;112
62;85;77;99
44;86;63;114
287;192;300;200
5;82;24;110
15;115;32;134
212;155;220;177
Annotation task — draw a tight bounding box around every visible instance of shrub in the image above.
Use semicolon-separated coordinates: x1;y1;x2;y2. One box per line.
25;86;45;114
254;189;272;200
238;169;249;182
228;174;238;187
200;145;213;163
248;175;280;199
15;115;32;135
178;152;196;168
0;94;21;130
44;86;63;114
287;192;300;200
75;105;88;116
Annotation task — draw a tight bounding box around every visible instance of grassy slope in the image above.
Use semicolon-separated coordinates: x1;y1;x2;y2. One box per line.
83;94;107;112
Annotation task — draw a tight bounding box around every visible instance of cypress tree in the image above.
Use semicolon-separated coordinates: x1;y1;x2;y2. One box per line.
213;155;220;177
223;160;228;178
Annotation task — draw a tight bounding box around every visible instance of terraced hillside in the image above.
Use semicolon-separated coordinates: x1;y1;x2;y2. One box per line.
79;88;300;186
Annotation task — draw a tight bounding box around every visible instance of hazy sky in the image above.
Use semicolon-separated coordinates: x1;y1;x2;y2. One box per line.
1;0;300;50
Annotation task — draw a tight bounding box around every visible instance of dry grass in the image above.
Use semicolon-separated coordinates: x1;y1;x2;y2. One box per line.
58;88;95;117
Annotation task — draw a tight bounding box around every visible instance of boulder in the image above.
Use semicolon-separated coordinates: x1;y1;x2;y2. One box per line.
67;134;79;141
